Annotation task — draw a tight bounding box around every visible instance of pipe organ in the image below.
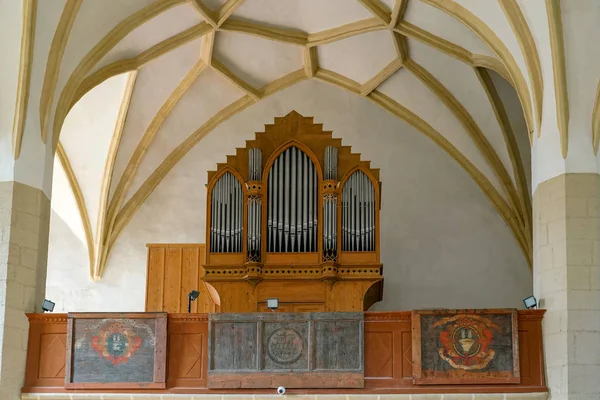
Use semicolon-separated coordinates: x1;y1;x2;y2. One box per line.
203;111;383;312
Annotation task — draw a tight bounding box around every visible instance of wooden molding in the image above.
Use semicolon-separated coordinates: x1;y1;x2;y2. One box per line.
405;59;527;237
99;60;206;279
92;71;138;280
220;19;308;46
593;81;600;155
211;58;260;100
499;0;544;133
395;23;512;86
73;23;211;110
216;0;245;27
546;0;569;158
360;58;403;96
56;143;95;277
201;29;215;66
52;0;188;151
390;0;409;29
40;0;82;145
190;0;217;27
12;0;37;159
476;67;532;261
303;47;318;78
315;69;361;94
420;0;535;141
307;18;387;47
358;0;392;25
392;31;408;62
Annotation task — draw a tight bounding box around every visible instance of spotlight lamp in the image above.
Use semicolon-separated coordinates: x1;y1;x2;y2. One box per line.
41;299;55;313
266;298;279;311
523;295;537;309
187;290;200;313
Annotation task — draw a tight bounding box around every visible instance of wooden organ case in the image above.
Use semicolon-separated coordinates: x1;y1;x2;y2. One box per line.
202;111;383;312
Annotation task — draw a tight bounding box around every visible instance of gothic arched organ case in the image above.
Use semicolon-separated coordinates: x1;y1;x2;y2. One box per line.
203;111;383;312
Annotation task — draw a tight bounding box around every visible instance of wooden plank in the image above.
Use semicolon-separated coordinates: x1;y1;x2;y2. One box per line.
146;247;165;311
181;246;199;313
164;247;183;313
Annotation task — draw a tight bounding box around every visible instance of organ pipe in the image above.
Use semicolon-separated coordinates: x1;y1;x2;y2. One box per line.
267;146;317;252
247;148;262;261
323;146;338;260
342;170;375;251
210;172;243;253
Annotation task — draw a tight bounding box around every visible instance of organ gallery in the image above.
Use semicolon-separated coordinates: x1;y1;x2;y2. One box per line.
202;111;384;312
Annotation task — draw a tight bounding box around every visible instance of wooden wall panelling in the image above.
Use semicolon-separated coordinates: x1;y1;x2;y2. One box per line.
24;314;68;391
22;310;546;394
167;314;208;388
146;244;218;313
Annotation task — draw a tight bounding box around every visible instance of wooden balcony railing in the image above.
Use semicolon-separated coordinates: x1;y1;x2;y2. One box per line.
22;310;545;395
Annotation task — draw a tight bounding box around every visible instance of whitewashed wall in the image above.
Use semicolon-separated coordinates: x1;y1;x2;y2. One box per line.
46;80;532;312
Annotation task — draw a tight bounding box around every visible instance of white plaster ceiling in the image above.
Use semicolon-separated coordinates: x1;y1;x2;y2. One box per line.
46;0;543;278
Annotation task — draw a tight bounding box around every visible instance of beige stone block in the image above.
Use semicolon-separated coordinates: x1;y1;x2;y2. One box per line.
0;182;14;211
552;240;567;268
548;219;566;244
568;310;600;331
566;217;599;240
538;174;566;202
409;395;443;400
536;245;554;271
19;246;37;270
473;395;504;400
567;265;591;290
505;394;549;400
23;285;36;310
566;196;590;217
443;395;474;400
2;324;27;351
9;227;39;250
590;267;600;290
543;332;568;367
2;344;27;372
542;197;567;222
539;267;567;295
14;210;41;235
12;184;40;216
543;310;567;335
566;173;600;198
8;243;20;265
569;364;600;393
573;331;600;364
567;240;594;265
588;197;600;217
14;264;38;287
5;281;25;308
568;290;600;310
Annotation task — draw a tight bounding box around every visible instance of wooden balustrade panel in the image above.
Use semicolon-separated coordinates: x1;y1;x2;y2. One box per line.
22;310;546;394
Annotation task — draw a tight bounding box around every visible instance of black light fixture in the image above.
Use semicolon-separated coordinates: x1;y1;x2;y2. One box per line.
523;295;537;309
41;299;55;312
188;290;200;313
266;298;279;312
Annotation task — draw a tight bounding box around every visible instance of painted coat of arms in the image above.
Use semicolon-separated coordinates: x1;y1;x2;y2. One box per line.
412;309;520;384
65;313;167;388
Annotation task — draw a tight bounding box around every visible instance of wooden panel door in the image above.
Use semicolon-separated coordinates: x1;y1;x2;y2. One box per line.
146;244;219;313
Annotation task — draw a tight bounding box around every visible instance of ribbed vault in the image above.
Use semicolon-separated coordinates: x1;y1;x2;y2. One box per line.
37;0;548;279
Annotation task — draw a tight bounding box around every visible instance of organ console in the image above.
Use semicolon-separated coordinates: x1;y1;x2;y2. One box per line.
202;111;383;312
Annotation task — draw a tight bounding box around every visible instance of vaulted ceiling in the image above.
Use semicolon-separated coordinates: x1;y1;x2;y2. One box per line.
38;0;553;279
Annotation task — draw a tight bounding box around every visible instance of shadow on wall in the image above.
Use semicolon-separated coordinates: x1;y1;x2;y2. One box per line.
46;210;146;312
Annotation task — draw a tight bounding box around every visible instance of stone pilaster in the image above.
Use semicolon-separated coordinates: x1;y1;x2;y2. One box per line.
533;173;600;400
0;181;50;400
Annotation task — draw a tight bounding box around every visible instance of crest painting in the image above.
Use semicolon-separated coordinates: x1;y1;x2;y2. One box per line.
65;312;167;389
412;309;520;385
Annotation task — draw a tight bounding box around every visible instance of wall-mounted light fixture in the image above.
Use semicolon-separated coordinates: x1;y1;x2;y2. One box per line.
188;290;200;313
41;299;55;312
266;298;279;312
523;295;537;309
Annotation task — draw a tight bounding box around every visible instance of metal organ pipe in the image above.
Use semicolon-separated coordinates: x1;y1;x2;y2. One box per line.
247;148;262;261
267;146;317;252
342;170;375;252
210;172;243;253
323;146;338;260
